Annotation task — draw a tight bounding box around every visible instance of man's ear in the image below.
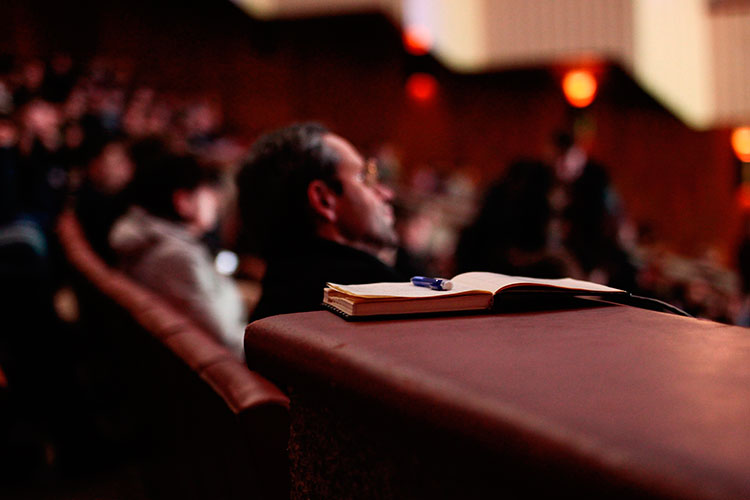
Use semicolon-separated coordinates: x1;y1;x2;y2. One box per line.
307;180;338;222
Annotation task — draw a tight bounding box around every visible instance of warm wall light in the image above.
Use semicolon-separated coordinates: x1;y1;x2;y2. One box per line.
403;25;432;56
562;69;598;108
738;184;750;210
732;126;750;162
406;73;437;102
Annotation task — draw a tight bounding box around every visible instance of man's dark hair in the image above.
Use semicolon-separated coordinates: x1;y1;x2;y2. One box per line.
128;146;220;221
81;132;128;167
236;122;341;257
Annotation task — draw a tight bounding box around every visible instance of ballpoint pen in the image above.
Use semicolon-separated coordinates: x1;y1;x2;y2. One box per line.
410;276;453;291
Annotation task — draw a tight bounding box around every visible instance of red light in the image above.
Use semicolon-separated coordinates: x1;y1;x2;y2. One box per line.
406;73;437;102
562;69;598;108
738;184;750;210
732;127;750;162
403;25;432;56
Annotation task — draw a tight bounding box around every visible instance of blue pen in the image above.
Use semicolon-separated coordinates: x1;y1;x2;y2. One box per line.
410;276;453;291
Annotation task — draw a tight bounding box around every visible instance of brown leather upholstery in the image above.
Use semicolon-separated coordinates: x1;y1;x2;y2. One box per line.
162;327;234;372
133;304;191;340
246;308;750;500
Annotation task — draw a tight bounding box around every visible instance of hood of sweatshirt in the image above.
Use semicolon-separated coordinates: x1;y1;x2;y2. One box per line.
109;206;196;263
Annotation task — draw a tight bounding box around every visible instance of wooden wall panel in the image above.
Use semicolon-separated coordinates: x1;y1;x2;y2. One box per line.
711;8;750;126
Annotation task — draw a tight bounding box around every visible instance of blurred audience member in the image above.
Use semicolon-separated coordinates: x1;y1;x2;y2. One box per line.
59;120;88;172
0;108;49;277
182;100;222;152
237;122;403;321
109;152;247;358
122;87;154;138
456;159;578;278
17;99;67;231
0;111;48;280
12;59;45;107
0;108;48;278
550;131;637;290
74;137;135;262
42;53;76;103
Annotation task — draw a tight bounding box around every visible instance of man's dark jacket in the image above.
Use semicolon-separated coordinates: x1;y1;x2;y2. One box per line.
250;238;403;322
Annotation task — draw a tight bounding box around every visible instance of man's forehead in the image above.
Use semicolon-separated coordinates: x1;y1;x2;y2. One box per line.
323;133;364;171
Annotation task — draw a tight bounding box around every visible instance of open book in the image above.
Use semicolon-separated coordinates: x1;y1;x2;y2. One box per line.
323;272;626;319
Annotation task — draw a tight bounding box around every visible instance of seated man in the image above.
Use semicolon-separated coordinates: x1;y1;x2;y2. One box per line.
109;151;247;358
237;123;403;321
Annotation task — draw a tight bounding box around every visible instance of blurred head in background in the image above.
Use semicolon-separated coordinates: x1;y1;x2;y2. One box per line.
129;150;222;236
86;138;134;195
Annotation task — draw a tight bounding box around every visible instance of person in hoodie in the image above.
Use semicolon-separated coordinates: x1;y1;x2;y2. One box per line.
109;151;247;359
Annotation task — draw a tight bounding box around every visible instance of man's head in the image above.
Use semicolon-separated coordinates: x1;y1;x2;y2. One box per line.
128;147;222;235
237;123;397;258
87;139;135;195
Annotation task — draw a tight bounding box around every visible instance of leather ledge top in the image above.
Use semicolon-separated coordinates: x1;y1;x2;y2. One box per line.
245;306;750;500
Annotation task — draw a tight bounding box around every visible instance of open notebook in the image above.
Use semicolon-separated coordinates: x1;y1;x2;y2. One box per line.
323;272;625;319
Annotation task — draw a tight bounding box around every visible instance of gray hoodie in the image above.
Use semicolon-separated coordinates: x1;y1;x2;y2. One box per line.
110;207;247;359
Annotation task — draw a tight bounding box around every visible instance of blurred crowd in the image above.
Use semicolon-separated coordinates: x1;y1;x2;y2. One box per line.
0;52;747;336
0;54;242;285
0;53;249;483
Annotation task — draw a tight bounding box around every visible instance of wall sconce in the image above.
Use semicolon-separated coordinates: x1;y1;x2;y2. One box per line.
732;126;750;163
562;69;598;108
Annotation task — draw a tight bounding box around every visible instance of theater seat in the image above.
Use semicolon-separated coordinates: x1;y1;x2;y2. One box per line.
57;209;290;500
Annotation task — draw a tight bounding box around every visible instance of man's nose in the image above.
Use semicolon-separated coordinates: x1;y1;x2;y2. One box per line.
375;183;394;201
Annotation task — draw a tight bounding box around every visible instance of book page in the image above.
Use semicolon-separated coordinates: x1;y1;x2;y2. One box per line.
328;273;623;300
326;281;487;299
451;272;624;294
